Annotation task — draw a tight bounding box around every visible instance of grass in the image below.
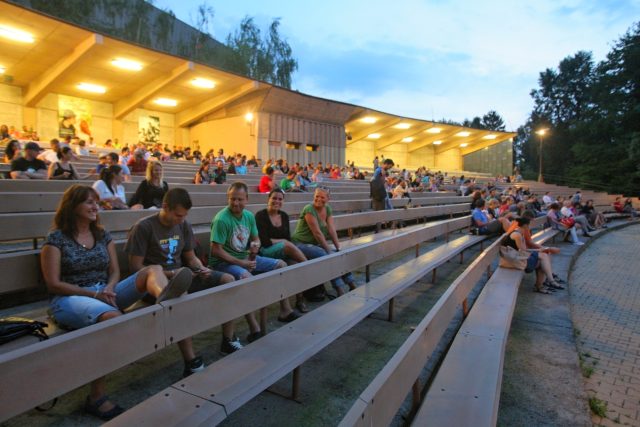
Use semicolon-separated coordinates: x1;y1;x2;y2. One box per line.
589;396;608;418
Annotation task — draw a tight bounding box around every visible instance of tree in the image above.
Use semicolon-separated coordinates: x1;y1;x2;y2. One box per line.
481;110;506;131
226;16;298;88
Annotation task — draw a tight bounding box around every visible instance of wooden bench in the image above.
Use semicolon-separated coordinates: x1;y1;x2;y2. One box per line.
0;203;471;302
106;233;488;425
338;218;554;427
0;215;472;421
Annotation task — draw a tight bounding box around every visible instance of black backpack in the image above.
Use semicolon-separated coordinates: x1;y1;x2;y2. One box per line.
370;175;387;201
0;317;49;345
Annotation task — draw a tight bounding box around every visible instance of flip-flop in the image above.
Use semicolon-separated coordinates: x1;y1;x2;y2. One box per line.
533;287;552;295
84;395;124;421
277;311;302;323
157;267;192;303
546;282;565;290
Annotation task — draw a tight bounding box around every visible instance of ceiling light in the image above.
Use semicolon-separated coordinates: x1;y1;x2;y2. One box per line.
460;143;469;147
426;127;442;134
456;131;471;137
245;112;254;122
483;134;497;139
367;133;381;139
433;140;442;145
402;137;414;143
0;25;34;43
361;117;377;124
154;98;178;107
111;58;143;71
0;66;5;74
191;77;215;89
77;82;106;94
394;123;411;129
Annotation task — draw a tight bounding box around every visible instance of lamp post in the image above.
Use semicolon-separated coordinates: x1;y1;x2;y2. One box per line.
536;128;548;183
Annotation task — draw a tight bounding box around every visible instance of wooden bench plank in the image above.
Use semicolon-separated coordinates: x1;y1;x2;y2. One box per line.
109;233;485;425
0;305;164;421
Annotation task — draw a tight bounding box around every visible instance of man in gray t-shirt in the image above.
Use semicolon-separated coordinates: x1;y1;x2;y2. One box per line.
125;188;242;372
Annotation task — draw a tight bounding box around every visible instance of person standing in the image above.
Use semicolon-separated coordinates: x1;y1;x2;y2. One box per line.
370;158;394;231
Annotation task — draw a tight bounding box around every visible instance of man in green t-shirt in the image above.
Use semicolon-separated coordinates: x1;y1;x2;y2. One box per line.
279;170;301;192
209;182;300;342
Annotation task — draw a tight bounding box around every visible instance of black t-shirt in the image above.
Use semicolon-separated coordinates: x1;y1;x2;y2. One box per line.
128;179;168;208
255;209;291;248
11;157;46;172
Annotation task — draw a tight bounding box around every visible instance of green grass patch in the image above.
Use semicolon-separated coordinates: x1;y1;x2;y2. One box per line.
589;396;607;418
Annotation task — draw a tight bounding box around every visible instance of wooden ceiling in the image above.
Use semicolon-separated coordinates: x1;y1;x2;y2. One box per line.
0;2;265;125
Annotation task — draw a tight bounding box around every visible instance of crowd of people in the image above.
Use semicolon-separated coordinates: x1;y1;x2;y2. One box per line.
38;180;359;420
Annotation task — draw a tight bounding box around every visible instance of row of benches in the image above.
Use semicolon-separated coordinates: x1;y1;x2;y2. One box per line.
0;209;475;421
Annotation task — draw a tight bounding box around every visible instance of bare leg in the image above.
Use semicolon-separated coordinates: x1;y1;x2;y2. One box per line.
88;310;122;412
534;268;546;291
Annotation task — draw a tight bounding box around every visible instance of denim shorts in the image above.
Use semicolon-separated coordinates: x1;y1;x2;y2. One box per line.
49;272;142;330
525;251;540;273
214;255;282;279
259;241;286;260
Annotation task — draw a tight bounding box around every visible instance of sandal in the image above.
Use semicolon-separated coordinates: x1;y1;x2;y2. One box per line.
295;300;310;313
546;282;565;290
84;395;124;420
552;274;566;284
277;311;302;323
533;287;552;295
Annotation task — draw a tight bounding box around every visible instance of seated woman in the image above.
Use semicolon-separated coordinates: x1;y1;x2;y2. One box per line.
48;146;80;180
546;202;583;245
392;178;410;199
292;187;357;296
255;189;309;313
128;161;168;209
258;166;276;193
501;216;563;294
580;199;607;229
194;160;215;185
40;185;192;420
3;139;21;163
560;200;593;236
92;165;128;210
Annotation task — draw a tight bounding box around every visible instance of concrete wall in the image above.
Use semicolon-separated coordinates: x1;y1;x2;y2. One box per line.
436;148;462;171
406;145;436;170
190;115;256;156
0;84;176;148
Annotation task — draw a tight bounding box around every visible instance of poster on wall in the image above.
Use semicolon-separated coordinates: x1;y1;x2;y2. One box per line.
58;95;92;140
139;115;160;144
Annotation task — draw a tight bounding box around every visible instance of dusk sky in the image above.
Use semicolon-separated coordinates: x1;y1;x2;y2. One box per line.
154;0;640;131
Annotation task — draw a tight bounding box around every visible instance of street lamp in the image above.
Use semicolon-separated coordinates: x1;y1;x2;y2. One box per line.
536;128;548;183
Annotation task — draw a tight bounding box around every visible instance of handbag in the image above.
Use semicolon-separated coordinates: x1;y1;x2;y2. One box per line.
0;317;49;345
560;217;575;228
498;246;530;270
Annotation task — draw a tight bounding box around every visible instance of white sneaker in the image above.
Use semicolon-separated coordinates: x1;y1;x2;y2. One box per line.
572;241;585;246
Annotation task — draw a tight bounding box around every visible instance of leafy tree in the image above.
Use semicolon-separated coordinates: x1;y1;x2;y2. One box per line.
226;16;298;88
462;117;484;129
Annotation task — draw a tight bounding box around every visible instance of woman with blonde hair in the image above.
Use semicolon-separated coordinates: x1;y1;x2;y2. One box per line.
128;161;168;209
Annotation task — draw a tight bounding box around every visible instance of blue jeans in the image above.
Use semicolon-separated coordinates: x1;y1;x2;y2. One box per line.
294;243;354;290
214;255;282;280
50;272;142;330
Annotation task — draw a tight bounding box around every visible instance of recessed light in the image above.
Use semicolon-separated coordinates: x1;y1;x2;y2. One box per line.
456;131;471;137
0;25;34;43
77;82;106;94
426;127;442;134
483;134;497;139
154;98;178;107
0;66;5;74
191;77;215;89
433;140;442;145
460;143;469;147
402;137;414;143
361;117;377;124
111;58;143;71
394;123;411;129
367;133;381;139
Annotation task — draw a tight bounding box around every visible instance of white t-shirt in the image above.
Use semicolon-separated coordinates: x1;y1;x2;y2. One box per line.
40;150;58;164
92;180;126;204
542;195;555;205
